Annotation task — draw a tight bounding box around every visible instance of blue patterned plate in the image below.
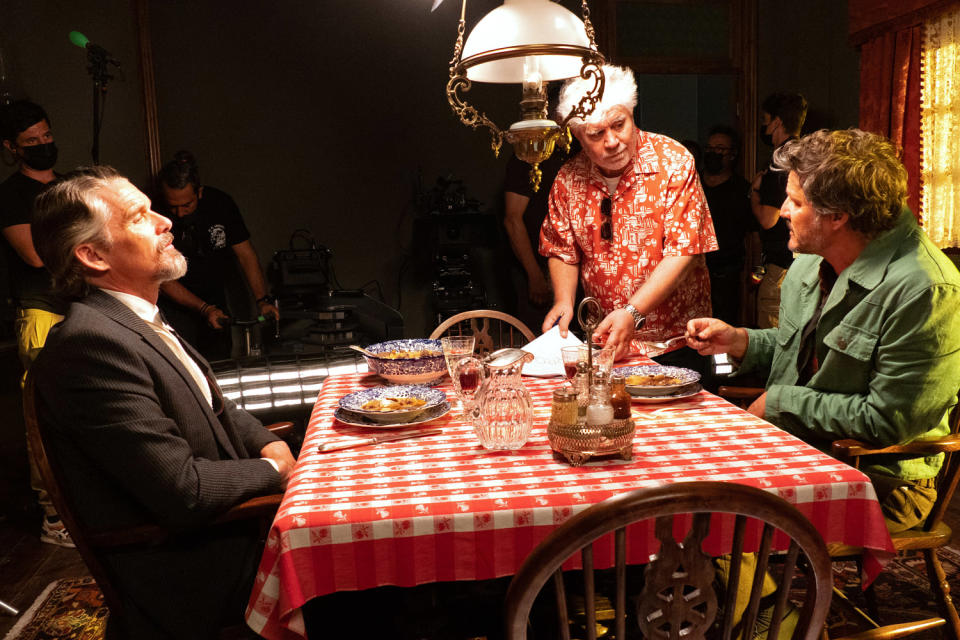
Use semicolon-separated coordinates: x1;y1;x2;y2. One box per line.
613;365;701;397
338;385;447;424
335;401;452;429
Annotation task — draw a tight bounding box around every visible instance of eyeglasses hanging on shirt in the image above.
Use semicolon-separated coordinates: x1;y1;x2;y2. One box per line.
600;197;612;241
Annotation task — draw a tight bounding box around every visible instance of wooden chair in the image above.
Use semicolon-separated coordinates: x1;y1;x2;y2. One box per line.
23;374;291;637
504;481;834;640
826;395;960;640
715;385;960;639
429;309;535;355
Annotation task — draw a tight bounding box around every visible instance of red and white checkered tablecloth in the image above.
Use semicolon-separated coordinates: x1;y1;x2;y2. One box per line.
245;366;895;640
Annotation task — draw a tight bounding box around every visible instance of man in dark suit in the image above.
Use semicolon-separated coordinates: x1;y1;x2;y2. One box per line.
29;166;296;639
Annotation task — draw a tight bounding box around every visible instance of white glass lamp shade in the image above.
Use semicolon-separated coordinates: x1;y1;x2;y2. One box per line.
460;0;591;84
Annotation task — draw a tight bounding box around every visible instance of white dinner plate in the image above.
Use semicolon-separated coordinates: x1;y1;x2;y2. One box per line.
629;383;702;404
334;401;452;429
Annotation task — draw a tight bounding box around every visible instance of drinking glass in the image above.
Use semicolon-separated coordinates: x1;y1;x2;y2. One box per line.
561;345;600;378
592;345;615;378
560;346;583;379
441;336;475;407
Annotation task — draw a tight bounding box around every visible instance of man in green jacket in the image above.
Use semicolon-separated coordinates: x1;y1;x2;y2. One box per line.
687;128;960;532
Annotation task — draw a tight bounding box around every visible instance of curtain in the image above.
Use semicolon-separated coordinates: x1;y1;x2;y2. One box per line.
921;7;960;247
859;27;923;219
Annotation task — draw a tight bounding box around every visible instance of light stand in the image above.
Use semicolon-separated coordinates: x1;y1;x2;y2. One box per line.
69;31;120;164
86;47;114;164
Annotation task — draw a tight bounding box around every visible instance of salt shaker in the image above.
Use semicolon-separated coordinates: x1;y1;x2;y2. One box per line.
585;380;614;426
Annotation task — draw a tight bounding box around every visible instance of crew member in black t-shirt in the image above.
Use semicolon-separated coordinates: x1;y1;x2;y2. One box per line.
157;151;278;360
701;125;752;326
503;138;578;333
0;100;71;547
750;92;807;328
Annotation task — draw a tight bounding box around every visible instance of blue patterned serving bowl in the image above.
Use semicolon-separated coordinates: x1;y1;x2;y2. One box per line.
362;339;447;384
338;385;447;424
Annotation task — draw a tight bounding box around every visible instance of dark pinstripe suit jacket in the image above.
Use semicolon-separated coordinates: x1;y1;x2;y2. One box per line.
31;289;284;638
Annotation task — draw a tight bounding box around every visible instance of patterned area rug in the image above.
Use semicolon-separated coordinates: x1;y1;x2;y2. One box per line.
828;545;960;639
6;548;960;640
2;578;107;640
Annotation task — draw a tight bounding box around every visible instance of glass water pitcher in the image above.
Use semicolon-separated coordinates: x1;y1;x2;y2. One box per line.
458;348;535;450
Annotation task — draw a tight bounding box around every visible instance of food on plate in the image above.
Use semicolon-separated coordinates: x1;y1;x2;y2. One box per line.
377;348;442;360
361;396;428;412
626;374;684;387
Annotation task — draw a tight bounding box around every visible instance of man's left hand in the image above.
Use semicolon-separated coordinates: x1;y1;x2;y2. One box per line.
746;391;767;420
258;300;280;321
594;308;635;360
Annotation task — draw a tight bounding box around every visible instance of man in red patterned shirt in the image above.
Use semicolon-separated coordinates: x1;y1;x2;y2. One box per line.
540;65;718;373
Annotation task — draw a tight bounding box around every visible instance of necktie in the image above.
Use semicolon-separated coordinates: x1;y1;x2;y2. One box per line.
145;314;213;407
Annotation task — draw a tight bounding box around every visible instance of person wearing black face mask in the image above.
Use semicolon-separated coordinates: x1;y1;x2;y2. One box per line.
0;100;70;548
750;92;807;328
701;125;752;326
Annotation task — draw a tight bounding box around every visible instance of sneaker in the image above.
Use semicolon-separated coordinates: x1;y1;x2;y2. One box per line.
40;517;76;548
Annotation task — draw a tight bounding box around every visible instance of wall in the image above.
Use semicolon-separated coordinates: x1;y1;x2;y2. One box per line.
758;0;861;142
0;0;861;339
148;0;524;337
0;0;149;184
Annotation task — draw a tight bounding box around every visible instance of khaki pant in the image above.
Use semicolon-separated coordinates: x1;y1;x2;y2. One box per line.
867;472;937;534
756;264;788;329
16;307;64;519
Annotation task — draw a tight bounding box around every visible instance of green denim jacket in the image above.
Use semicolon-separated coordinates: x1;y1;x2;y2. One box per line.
739;210;960;480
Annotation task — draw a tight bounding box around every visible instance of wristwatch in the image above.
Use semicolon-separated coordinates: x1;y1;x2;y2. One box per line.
623;303;645;329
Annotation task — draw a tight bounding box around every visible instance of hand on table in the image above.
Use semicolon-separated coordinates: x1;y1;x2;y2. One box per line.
261;440;296;488
746;392;767;420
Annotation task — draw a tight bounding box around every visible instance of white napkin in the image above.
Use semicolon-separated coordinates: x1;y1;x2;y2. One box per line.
520;325;583;377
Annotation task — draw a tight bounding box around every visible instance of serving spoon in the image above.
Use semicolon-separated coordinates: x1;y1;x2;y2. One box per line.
349;345;377;358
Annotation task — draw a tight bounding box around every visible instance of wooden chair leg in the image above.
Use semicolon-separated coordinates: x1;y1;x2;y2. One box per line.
923;548;960;640
856;556;881;623
863;581;880;623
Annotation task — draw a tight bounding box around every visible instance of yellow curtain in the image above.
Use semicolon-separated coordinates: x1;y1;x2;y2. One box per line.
921;7;960;248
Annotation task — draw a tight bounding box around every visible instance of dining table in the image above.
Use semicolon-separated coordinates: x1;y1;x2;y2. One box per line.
245;356;895;640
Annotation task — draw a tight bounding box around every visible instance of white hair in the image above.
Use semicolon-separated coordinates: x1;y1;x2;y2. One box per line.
554;64;637;128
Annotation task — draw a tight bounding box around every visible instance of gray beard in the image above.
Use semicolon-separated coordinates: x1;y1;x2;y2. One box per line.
157;252;188;283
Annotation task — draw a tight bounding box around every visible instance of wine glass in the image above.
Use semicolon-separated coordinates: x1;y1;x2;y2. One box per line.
441;336;475;409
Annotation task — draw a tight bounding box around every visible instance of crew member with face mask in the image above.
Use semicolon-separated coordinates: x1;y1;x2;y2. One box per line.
0;100;71;547
750;92;807;329
701;125;752;326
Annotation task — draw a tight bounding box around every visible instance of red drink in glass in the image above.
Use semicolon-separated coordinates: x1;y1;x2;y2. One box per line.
563;363;578;379
458;369;480;392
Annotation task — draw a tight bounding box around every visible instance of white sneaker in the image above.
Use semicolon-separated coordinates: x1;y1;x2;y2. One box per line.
40;517;76;548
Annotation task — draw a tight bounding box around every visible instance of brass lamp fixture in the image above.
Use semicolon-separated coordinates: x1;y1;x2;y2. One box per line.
446;0;606;191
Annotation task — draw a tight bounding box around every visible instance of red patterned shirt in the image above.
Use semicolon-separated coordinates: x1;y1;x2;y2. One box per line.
540;131;718;353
